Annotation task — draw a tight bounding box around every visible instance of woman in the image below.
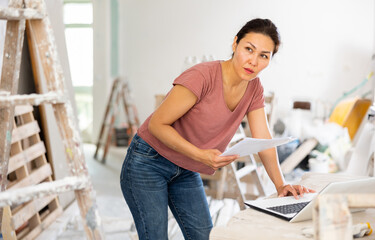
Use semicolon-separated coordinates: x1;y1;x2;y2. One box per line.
120;18;314;240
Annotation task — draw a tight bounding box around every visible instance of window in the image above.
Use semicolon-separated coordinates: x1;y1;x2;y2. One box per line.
63;0;93;142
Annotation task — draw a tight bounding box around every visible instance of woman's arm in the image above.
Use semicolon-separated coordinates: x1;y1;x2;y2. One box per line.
149;85;238;170
247;108;314;198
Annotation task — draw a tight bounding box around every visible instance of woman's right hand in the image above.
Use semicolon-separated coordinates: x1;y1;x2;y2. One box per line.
197;149;239;170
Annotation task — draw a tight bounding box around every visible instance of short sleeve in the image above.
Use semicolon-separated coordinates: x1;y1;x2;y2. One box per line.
247;78;265;113
173;68;207;103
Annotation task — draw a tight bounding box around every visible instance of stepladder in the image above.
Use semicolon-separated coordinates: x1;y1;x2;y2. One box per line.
201;124;268;226
94;77;139;163
0;0;104;239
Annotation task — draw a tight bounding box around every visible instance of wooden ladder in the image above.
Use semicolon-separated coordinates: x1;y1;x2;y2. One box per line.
94;77;139;163
0;0;103;239
2;105;63;239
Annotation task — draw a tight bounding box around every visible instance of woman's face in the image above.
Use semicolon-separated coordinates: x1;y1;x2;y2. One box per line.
231;32;274;81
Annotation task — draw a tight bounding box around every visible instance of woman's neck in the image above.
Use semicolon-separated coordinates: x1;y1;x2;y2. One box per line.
221;59;245;88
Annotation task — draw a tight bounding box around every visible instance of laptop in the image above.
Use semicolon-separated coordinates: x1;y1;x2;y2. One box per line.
245;177;375;223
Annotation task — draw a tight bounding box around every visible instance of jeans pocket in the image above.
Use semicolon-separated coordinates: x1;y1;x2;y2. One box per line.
120;146;132;182
133;137;159;158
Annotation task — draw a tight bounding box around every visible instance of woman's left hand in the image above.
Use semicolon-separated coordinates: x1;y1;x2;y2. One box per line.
276;184;315;199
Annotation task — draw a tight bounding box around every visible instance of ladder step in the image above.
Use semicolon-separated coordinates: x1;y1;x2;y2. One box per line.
0;7;45;20
0;176;89;207
14;104;34;116
235;165;256;179
0;91;65;106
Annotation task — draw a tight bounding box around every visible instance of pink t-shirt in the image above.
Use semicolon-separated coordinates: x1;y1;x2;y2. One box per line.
138;61;265;175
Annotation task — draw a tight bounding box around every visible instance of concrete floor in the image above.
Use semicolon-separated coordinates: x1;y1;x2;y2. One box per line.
38;143;287;239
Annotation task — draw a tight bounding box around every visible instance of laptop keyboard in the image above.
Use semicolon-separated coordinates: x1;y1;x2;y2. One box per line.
267;201;310;214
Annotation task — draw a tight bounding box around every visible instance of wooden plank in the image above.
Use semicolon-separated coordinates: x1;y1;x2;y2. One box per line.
9;140;23;166
36;200;78;239
0;2;70;239
102;91;121;163
9;163;52;190
21;206;63;240
280;138;318;174
0;176;89;208
14;105;34;117
0;0;26;200
26;16;76;206
0;0;27;227
4;106;63;239
25;0;104;237
94;78;120;159
11;121;40;144
40;205;64;228
0;7;44;20
121;82;136;135
19;111;35;124
2;206;17;240
0;92;65;107
8;142;46;174
12;194;56;230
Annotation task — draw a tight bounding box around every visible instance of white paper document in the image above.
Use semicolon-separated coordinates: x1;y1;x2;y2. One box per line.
221;137;295;157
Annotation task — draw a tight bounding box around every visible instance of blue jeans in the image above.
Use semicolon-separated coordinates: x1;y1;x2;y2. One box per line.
120;134;213;240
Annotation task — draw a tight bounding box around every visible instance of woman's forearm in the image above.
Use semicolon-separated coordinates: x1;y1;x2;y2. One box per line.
258;148;285;190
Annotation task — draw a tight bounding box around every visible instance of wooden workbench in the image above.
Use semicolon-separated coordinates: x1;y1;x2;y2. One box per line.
210;172;375;240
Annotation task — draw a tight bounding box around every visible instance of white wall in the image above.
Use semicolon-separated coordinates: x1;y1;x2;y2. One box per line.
119;0;374;123
93;0;111;140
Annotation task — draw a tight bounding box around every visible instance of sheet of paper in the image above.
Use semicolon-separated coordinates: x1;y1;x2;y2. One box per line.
221;137;295;157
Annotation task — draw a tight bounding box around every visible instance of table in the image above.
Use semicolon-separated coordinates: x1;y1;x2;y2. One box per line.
210;172;375;240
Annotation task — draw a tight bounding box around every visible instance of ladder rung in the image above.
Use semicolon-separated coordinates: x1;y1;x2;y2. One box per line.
0;176;89;207
0;7;45;20
14;104;34;116
0;91;65;106
236;165;256;179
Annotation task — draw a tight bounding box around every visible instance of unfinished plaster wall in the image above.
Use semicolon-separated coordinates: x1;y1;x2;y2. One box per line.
92;0;111;142
119;0;374;124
